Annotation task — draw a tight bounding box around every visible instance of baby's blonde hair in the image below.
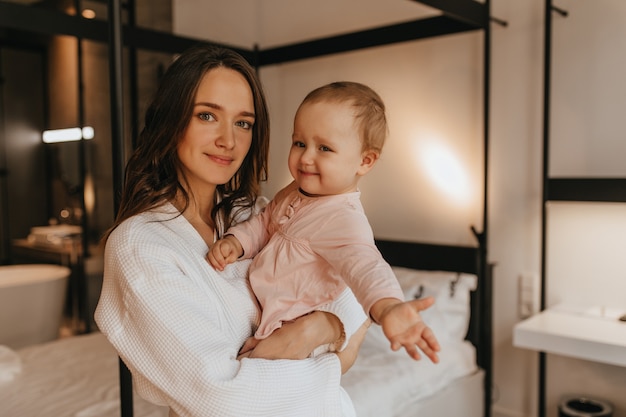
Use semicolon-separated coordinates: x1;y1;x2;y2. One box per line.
298;81;388;153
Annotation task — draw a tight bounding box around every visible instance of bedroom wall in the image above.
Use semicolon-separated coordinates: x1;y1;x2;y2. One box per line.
174;1;626;417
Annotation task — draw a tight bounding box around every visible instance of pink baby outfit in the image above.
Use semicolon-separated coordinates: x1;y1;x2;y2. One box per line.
229;181;404;339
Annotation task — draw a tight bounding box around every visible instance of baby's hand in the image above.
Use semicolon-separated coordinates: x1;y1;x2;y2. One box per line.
379;297;440;363
207;235;242;271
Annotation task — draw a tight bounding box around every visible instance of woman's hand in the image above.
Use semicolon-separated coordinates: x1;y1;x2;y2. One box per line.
238;311;343;360
336;318;370;374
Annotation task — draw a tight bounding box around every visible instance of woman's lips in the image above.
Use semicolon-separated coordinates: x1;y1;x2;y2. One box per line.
208;154;233;166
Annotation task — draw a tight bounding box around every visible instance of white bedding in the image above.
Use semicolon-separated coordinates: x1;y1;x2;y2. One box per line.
0;330;477;417
0;332;168;417
342;325;477;417
0;268;481;417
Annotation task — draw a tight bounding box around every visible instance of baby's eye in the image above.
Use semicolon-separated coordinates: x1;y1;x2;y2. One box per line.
292;141;305;148
198;112;215;122
319;145;332;152
236;120;253;130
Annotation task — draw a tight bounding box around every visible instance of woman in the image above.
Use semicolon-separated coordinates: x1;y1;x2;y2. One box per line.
95;45;369;417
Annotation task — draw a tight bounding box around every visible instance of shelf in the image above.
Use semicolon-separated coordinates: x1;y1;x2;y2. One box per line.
513;305;626;367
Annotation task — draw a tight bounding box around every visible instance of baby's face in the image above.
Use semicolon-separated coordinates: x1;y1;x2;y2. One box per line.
288;101;372;197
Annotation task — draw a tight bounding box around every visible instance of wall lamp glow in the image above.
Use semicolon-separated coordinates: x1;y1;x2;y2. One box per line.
82;9;96;19
421;141;471;203
42;127;94;144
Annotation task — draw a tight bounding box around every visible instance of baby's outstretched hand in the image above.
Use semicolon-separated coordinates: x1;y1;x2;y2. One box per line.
207;235;242;271
379;297;440;363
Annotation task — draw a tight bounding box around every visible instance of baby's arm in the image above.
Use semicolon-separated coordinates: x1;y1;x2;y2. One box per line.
207;235;244;271
370;297;440;363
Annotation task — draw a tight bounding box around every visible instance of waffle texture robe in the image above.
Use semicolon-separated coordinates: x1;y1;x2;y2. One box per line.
95;202;366;417
228;181;405;339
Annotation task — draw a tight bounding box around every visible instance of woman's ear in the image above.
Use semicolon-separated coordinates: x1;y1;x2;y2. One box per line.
357;150;380;176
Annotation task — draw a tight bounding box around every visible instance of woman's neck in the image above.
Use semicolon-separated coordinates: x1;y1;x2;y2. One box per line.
173;190;216;247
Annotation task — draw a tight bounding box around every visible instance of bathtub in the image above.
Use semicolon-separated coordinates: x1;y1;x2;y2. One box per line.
0;264;70;349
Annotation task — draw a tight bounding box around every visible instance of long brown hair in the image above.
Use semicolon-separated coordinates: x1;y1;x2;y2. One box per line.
103;45;269;242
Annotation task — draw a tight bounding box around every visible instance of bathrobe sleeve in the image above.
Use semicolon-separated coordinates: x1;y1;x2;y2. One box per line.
311;205;405;317
95;214;354;417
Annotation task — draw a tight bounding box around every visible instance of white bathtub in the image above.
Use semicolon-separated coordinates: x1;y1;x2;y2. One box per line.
0;264;70;349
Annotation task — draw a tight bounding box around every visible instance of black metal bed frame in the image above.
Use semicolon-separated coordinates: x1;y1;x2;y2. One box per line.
374;236;493;417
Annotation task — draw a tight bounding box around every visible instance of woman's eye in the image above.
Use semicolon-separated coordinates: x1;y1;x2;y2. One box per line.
236;120;253;130
198;112;215;122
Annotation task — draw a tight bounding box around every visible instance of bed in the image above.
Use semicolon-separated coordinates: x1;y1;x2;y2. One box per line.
0;238;492;417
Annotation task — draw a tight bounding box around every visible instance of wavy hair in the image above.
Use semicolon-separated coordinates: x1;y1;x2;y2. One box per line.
103;45;269;241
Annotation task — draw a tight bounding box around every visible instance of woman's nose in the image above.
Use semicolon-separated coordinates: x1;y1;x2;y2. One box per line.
216;124;236;149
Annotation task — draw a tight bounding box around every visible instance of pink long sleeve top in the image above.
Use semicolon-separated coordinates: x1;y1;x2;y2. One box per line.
229;181;404;338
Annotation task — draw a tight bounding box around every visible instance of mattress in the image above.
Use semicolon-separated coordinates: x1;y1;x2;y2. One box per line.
342;324;479;417
0;328;478;417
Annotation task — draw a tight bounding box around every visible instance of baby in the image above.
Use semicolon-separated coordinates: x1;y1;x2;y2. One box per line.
208;81;440;362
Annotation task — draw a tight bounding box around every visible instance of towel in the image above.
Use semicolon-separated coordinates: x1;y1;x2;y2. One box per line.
0;345;21;383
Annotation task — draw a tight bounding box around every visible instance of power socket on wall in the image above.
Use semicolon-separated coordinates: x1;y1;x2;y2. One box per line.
518;272;539;319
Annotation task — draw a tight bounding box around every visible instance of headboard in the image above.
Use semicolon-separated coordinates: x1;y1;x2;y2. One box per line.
374;239;479;274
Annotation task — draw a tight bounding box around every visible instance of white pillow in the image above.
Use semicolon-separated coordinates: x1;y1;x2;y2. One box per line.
391;266;477;342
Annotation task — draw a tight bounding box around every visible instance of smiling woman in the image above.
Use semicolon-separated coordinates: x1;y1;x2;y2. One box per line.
95;44;370;417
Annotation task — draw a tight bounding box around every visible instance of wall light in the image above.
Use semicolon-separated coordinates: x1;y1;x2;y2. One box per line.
42;127;94;144
82;9;96;19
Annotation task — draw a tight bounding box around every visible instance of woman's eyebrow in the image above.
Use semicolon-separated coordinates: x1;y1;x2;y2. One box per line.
194;101;220;110
195;102;255;118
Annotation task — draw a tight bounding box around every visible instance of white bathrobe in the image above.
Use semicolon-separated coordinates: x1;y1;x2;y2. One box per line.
95;203;366;417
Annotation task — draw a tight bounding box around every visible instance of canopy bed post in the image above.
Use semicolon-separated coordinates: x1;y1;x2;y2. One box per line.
107;0;133;415
481;0;492;413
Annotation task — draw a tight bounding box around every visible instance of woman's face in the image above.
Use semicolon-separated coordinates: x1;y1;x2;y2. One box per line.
177;67;255;196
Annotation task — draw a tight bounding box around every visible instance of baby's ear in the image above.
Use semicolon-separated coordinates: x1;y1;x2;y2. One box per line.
357;150;380;176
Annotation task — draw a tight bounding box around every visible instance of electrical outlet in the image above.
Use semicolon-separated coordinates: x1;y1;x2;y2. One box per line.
518;272;539;319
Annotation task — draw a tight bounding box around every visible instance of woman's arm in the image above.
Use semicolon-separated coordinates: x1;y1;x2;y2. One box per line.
336;318;370;374
243;312;370;374
242;287;369;361
240;311;342;360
